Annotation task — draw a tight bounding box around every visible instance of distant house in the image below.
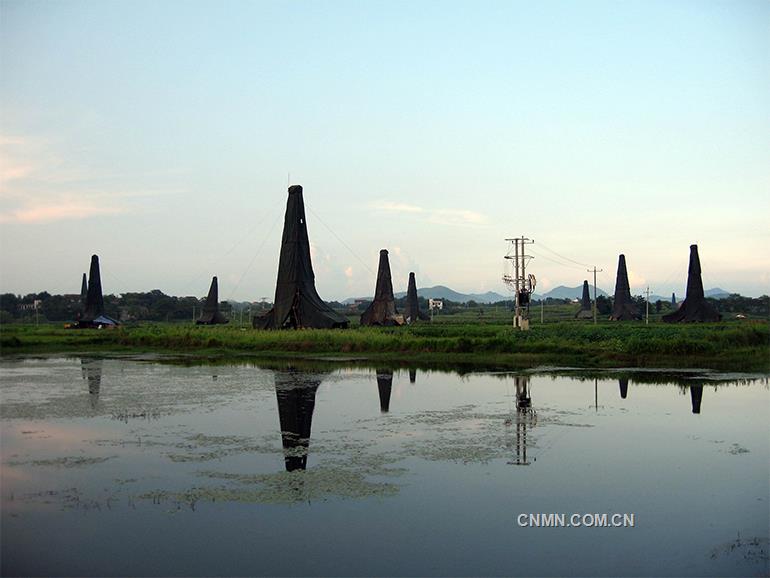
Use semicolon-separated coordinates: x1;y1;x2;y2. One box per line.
429;299;443;310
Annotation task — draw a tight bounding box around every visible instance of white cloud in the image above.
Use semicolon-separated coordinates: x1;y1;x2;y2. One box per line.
428;209;488;226
369;199;488;227
369;200;424;213
0;201;128;224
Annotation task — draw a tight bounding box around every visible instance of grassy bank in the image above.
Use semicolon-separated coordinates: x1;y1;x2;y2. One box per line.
1;320;768;371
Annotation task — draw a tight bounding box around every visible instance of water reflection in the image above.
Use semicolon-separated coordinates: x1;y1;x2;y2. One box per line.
409;368;417;384
274;368;324;471
691;385;703;414
619;378;628;399
507;376;537;466
377;370;394;413
80;358;103;409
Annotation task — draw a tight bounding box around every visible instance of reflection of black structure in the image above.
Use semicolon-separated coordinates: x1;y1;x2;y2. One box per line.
690;385;703;414
619;378;629;399
274;369;323;471
507;376;536;466
377;370;394;412
409;369;417;384
81;358;103;409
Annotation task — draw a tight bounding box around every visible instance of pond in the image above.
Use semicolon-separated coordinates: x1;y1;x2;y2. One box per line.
1;357;768;577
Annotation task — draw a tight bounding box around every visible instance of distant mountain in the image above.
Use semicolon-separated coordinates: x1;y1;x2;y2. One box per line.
346;285;509;304
343;285;737;305
399;285;509;304
540;285;610;300
705;288;732;299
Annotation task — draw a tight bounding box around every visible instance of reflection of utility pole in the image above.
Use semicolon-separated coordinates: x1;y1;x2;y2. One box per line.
587;266;603;324
595;378;598;412
506;376;536;466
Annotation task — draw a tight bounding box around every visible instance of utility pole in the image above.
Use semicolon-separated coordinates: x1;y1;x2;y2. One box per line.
504;237;535;330
645;286;652;325
587;266;603;325
192;306;196;323
540;299;544;324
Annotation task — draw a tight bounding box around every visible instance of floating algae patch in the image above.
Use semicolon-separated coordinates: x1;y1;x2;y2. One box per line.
727;443;750;455
166;433;280;463
142;467;400;507
7;456;115;468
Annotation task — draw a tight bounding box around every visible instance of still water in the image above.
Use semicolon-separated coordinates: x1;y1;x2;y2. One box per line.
1;357;768;577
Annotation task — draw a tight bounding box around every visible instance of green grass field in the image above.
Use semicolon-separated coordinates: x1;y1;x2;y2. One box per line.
1;317;768;371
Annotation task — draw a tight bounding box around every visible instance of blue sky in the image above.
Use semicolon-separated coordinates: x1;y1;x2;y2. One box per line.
1;0;768;301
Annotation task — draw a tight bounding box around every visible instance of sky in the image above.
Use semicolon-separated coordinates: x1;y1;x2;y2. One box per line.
1;0;768;302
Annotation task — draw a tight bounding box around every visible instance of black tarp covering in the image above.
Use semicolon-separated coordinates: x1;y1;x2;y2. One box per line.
361;249;402;326
575;280;593;319
610;255;641;321
404;272;429;323
662;245;721;323
274;368;325;471
257;186;349;330
197;276;228;325
80;273;88;303
78;255;119;327
376;370;394;412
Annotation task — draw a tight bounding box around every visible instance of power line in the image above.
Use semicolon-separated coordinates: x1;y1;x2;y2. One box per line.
226;214;281;302
528;248;585;271
535;241;592;268
305;202;376;276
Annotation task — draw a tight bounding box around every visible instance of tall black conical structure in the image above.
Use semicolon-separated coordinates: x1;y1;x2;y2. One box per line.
80;273;88;302
82;255;105;321
575;280;593;319
376;369;394;412
671;293;677;308
404;272;429;323
663;245;721;323
78;255;118;326
258;186;348;330
610;255;641;321
274;368;325;471
77;273;88;320
197;276;228;325
361;250;401;326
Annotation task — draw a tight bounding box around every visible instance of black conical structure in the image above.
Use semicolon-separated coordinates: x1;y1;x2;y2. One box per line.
671;293;677;308
376;370;394;412
82;255;105;322
663;245;721;323
80;273;88;302
610;255;641;320
361;249;401;326
274;368;326;471
575;280;593;319
257;186;348;329
197;276;228;325
404;272;429;323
